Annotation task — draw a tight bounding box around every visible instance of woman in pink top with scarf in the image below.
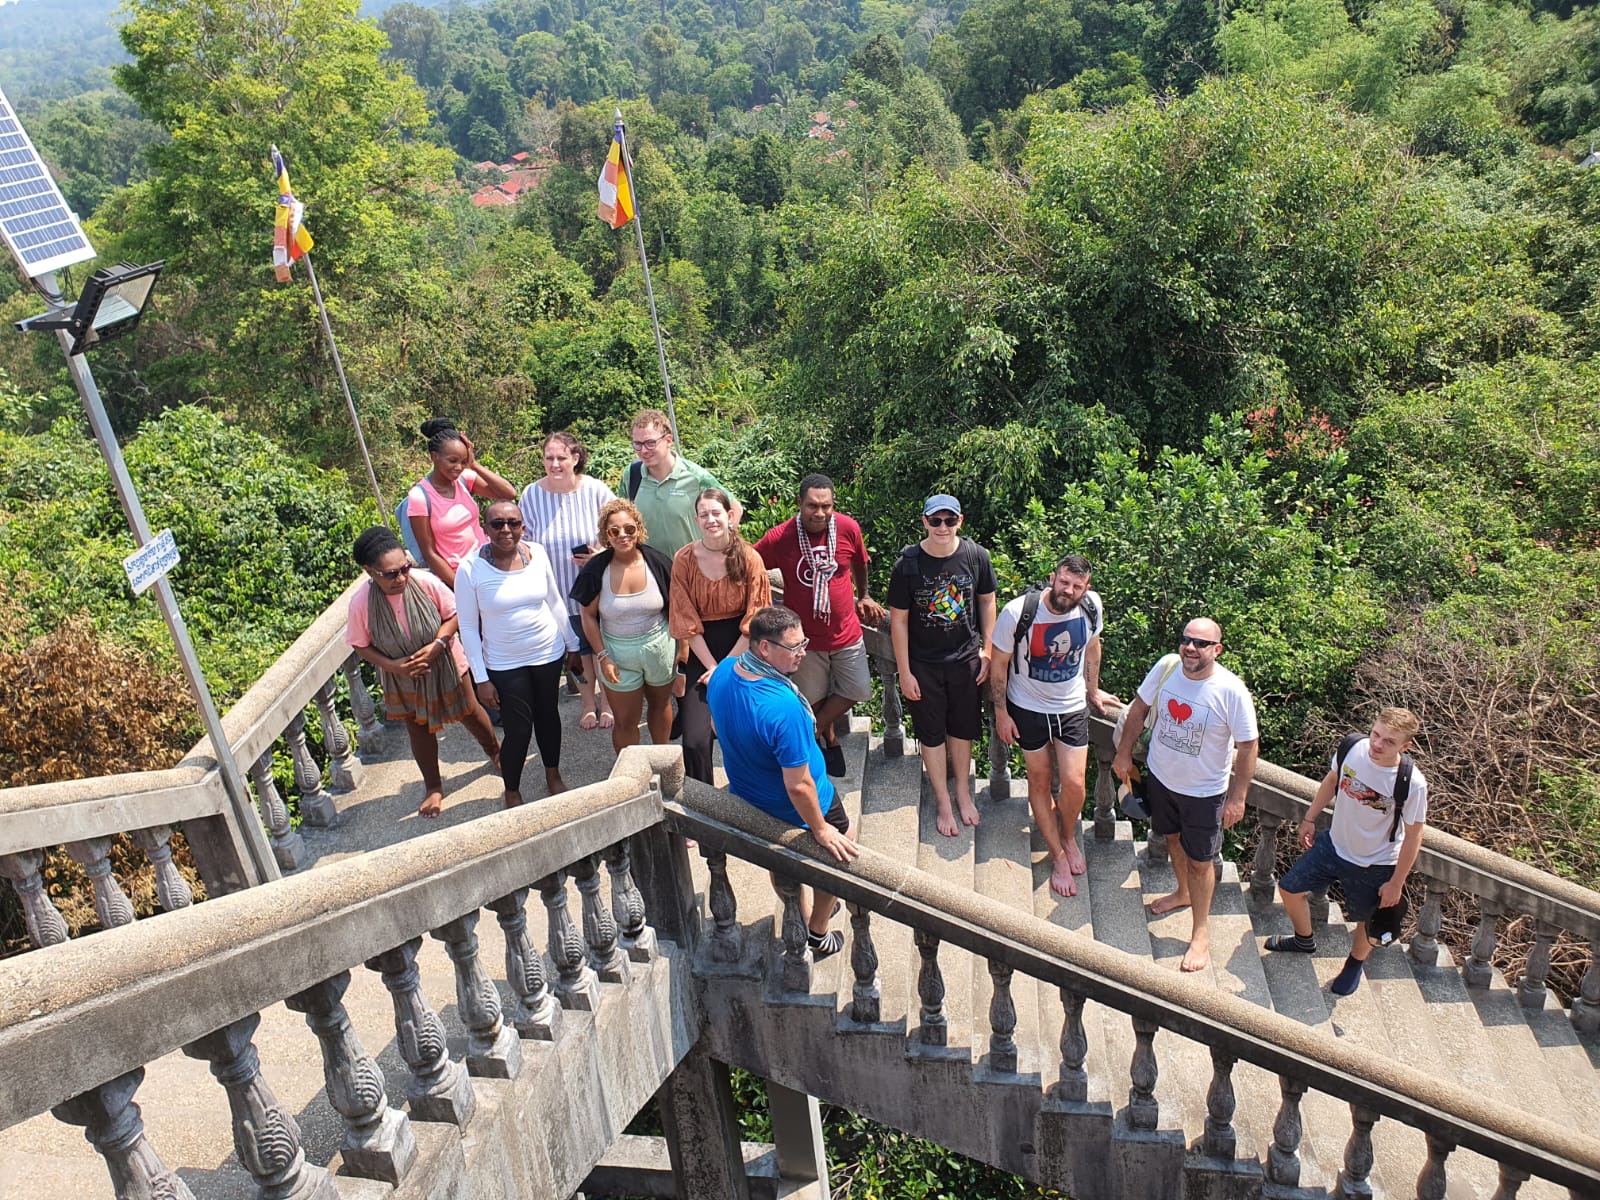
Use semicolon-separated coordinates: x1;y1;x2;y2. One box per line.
407;417;516;588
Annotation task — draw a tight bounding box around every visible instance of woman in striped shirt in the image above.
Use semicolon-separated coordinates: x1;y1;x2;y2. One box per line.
519;431;618;730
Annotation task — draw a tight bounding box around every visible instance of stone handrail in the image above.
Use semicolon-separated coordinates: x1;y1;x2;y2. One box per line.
857;621;1600;1030
665;783;1600;1196
0;763;669;1198
0;576;392;949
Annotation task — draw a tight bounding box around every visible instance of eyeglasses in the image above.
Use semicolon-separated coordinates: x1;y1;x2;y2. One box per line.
1178;635;1219;649
925;514;959;527
772;636;810;654
630;433;666;451
487;517;524;530
607;524;639;538
373;563;412;581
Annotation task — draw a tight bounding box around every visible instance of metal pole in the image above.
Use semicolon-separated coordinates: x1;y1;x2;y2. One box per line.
614;112;680;445
303;252;388;517
39;276;278;886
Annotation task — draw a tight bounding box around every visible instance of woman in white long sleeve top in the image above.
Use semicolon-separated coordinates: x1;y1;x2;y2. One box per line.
456;500;579;805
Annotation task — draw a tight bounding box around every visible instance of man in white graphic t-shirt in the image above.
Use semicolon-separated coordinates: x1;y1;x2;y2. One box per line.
1266;708;1428;997
1112;618;1259;973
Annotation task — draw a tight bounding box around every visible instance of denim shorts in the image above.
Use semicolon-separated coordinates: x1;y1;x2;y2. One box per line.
569;612;593;656
1280;829;1396;924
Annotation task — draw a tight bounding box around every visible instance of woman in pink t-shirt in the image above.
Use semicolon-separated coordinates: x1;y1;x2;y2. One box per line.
347;525;501;817
408;418;516;588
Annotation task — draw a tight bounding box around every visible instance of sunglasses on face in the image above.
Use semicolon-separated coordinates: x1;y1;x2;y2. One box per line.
607;524;639;538
1178;635;1219;649
487;517;524;530
373;563;412;581
925;515;959;527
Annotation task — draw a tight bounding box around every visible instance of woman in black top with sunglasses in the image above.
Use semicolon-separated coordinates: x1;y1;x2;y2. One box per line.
346;526;500;818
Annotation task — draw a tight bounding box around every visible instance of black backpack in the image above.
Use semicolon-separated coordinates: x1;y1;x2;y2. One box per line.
1334;733;1414;842
1010;583;1099;675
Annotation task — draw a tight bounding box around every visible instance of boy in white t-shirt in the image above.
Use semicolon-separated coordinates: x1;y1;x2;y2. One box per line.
1266;707;1429;996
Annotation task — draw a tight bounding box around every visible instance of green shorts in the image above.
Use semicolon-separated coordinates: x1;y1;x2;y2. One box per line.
605;622;676;693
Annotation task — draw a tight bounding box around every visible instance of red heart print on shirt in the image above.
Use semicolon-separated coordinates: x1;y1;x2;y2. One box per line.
1168;699;1193;723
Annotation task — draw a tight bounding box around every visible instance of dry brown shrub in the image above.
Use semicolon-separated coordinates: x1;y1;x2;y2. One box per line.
1294;600;1600;1001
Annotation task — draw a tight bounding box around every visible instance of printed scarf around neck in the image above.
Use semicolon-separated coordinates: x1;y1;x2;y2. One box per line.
737;650;814;720
795;513;839;622
366;577;463;706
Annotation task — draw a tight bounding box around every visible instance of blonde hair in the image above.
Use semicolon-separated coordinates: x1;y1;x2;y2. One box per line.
598;498;648;548
1375;706;1421;742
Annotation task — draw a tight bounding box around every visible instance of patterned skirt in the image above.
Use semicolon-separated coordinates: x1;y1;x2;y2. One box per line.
381;666;476;734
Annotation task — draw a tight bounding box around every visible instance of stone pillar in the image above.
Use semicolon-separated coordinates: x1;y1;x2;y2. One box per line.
1572;938;1600;1035
286;712;338;827
659;1046;752;1200
0;849;70;948
767;1081;830;1193
875;653;905;758
132;826;193;913
366;937;476;1125
52;1067;196;1200
488;887;563;1040
1091;737;1117;840
250;751;309;872
1462;900;1502;989
433;912;522;1079
313;677;361;792
631;824;698;951
65;837;136;930
988;698;1011;801
342;655;385;754
1248;811;1282;907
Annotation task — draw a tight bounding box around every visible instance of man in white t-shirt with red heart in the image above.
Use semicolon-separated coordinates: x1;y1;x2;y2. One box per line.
1113;618;1260;973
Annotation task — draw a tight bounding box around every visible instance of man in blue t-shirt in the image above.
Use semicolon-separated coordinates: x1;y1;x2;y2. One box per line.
707;605;860;957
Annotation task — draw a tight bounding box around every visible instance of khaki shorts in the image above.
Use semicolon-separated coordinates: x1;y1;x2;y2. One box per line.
792;638;873;706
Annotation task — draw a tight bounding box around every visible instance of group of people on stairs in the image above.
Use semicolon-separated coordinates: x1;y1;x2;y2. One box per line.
343;412;1427;988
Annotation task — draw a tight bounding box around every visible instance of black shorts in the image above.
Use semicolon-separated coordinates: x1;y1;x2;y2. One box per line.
1146;769;1224;862
1006;700;1088;752
823;797;849;835
906;657;983;748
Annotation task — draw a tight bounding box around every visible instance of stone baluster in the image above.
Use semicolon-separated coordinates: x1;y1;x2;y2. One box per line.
1572;938;1600;1035
847;903;881;1024
342;655;385;753
286;712;338;827
1091;738;1116;840
541;872;601;1010
1410;878;1448;968
1127;1016;1160;1131
52;1067;196;1200
1462;899;1502;988
1202;1045;1237;1158
702;847;744;964
365;938;476;1124
988;701;1011;801
131;826;193;912
913;928;947;1046
487;888;563;1040
572;852;627;982
250;751;308;871
605;839;657;962
1491;1163;1529;1198
777;875;812;993
286;971;417;1184
1266;1075;1308;1188
1145;829;1170;867
182;1013;340;1199
876;654;905;758
1050;986;1089;1102
1516;920;1559;1010
313;677;362;792
1335;1104;1379;1198
1248;810;1283;907
1308;885;1331;928
433;912;522;1078
1416;1134;1452;1200
65;837;135;930
987;960;1018;1073
0;849;70;947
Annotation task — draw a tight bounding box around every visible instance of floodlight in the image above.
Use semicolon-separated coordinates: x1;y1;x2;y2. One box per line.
16;261;164;355
0;84;96;280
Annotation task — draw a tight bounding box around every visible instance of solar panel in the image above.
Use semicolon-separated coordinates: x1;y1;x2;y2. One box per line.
0;85;96;281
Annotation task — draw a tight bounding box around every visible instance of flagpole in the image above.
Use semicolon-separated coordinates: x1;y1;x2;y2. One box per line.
301;252;387;518
613;111;680;445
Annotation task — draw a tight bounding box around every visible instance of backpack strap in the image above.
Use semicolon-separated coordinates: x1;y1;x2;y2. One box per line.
1010;587;1042;675
625;460;643;500
1390;754;1413;842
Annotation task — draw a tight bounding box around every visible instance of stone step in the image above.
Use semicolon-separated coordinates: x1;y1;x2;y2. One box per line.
911;764;978;1060
971;784;1044;1077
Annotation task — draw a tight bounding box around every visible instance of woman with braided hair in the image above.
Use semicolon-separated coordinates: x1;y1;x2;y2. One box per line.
406;417;517;589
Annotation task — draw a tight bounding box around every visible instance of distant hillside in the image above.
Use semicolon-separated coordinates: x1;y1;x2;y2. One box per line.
0;0;121;101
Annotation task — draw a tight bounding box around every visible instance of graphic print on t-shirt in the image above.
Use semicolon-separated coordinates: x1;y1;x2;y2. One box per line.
1154;694;1209;757
1026;616;1089;684
920;576;970;626
1339;767;1390;815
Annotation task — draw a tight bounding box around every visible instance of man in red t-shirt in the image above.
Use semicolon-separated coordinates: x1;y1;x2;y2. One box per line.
755;474;886;777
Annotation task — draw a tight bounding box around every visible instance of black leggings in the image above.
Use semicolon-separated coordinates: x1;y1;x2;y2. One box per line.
487;657;565;793
683;617;744;785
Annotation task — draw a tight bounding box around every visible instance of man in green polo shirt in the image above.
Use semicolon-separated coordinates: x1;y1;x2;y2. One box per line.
625;408;744;556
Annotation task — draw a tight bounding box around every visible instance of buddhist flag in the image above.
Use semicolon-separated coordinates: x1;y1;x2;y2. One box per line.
271;145;314;283
597;134;634;229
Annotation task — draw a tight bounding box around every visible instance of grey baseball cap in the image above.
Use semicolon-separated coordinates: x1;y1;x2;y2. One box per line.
922;494;961;516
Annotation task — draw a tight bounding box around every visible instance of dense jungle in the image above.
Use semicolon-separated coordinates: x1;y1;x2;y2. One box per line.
0;0;1597;1190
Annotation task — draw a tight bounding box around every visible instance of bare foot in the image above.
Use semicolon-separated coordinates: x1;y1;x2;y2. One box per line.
503;790;524;809
1151;890;1190;916
1049;851;1077;897
1062;838;1086;876
935;802;960;838
957;795;981;827
1180;937;1210;972
418;790;443;818
598;709;615;729
545;769;567;795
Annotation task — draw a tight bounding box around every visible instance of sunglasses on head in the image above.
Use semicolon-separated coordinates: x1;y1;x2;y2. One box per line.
1178;635;1219;649
925;514;959;527
487;517;524;530
607;523;639;538
373;563;412;581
